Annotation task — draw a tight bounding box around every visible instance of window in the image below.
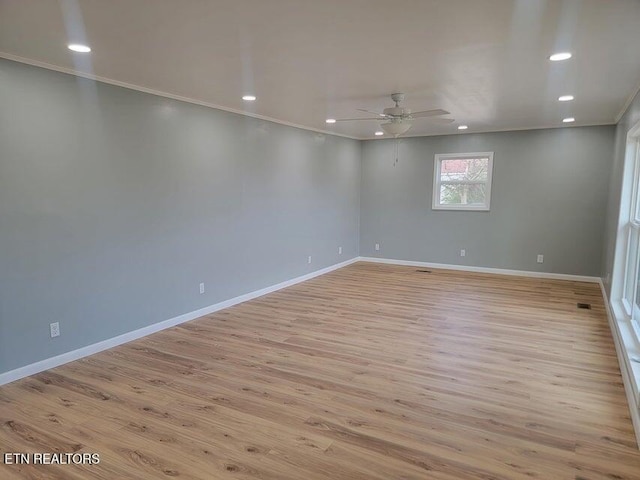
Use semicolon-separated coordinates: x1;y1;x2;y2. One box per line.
612;119;640;348
432;152;494;211
621;134;640;330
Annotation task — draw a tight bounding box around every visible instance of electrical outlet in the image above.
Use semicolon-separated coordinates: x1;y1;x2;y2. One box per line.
537;254;544;264
50;322;60;338
460;249;466;257
375;243;380;251
338;246;342;255
308;256;312;264
199;283;205;294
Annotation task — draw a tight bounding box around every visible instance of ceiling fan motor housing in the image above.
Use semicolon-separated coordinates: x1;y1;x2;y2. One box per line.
383;106;411;117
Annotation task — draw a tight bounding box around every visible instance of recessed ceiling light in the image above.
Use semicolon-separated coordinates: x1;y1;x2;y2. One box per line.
242;95;256;101
67;44;91;53
558;95;574;102
325;118;336;124
549;52;572;61
374;131;384;136
563;117;575;123
458;125;468;130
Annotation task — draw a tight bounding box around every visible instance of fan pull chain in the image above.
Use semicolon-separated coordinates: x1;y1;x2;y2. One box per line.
394;138;399;166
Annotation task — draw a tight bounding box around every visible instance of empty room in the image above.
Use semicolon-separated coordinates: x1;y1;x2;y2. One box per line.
2;0;640;478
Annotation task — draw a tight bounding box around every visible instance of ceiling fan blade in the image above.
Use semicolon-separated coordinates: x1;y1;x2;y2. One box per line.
334;117;384;122
411;109;450;118
356;108;387;117
423;117;455;124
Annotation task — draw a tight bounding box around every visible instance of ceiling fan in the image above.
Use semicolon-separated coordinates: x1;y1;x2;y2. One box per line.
332;93;453;136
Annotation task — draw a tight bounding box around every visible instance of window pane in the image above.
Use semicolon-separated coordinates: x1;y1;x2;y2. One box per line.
440;158;489;182
635;255;640;321
440;183;487;205
635;145;640;222
625;228;639;310
634;231;640;321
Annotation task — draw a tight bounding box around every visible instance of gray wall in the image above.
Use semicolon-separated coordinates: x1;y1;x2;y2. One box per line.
0;59;361;374
602;90;640;296
360;127;614;276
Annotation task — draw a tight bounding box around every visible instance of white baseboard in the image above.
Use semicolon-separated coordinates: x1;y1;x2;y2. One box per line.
357;256;600;283
599;281;640;449
0;257;358;386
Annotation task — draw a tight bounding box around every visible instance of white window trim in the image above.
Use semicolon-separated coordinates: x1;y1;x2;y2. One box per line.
432;152;494;211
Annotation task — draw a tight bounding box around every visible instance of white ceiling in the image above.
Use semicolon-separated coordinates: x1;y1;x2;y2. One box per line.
1;0;639;139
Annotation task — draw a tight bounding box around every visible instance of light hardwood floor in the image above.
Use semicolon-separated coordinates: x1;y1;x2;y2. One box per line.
1;262;639;479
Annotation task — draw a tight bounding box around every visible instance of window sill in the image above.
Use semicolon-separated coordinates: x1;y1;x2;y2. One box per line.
610;301;640;409
432;206;490;212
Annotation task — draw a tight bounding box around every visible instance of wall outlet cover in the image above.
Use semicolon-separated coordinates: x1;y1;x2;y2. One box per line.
50;322;60;338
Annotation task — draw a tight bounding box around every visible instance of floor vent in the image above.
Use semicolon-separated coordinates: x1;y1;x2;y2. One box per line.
577;303;592;310
416;269;432;273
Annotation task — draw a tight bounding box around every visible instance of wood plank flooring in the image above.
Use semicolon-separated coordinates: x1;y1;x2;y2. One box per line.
1;262;639;479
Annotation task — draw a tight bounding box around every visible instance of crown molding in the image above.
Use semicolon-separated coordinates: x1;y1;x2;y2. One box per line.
0;52;622;141
0;52;360;141
616;80;640;124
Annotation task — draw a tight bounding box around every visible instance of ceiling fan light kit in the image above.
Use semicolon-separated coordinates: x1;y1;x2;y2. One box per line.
381;120;412;137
